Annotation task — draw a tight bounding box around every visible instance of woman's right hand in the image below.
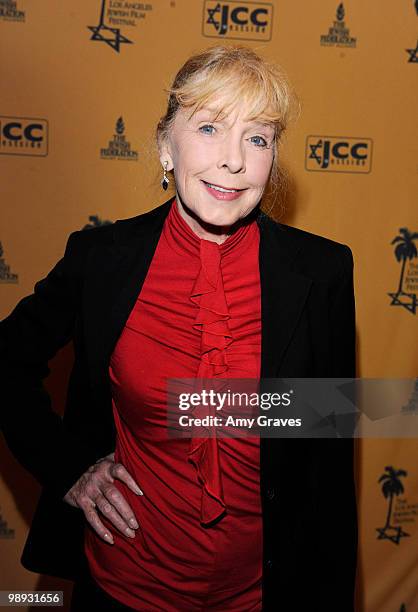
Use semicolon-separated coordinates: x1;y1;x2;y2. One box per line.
62;452;143;545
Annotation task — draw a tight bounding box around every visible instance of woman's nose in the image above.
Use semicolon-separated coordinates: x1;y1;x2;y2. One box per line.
217;137;246;174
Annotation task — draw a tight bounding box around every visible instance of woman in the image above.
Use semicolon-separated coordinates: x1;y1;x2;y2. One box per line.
0;46;358;611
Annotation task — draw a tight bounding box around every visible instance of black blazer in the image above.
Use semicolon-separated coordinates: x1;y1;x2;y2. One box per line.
0;196;358;611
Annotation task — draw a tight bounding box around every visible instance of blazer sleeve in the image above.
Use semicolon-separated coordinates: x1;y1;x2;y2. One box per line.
329;244;356;378
318;243;358;609
0;230;103;500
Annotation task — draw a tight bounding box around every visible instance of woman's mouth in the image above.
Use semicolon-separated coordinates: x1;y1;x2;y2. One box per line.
201;180;247;201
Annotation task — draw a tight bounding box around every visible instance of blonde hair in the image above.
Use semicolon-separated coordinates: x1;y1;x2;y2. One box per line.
156;45;300;212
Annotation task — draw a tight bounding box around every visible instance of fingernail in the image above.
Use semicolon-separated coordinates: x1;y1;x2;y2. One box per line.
134;485;143;495
129;518;139;529
104;533;114;544
126;528;136;538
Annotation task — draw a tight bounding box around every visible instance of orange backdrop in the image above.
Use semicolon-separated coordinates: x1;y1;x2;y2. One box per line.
1;1;417;610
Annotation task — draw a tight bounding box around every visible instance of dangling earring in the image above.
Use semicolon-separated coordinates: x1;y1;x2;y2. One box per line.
161;160;170;191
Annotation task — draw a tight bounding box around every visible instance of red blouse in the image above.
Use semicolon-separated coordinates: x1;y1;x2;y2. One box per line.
84;197;263;611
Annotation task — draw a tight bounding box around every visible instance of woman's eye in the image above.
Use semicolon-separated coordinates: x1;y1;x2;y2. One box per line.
250;135;268;148
199;124;216;135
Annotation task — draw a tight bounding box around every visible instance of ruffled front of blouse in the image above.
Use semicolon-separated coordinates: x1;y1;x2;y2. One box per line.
166;198;256;525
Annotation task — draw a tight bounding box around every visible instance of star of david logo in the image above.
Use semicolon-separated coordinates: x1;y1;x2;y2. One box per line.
87;23;133;53
309;141;324;165
406;41;418;63
387;291;417;314
376;525;410;545
206;4;221;31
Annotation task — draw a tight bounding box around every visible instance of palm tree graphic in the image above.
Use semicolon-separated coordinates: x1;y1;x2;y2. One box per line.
376;466;410;544
388;228;418;314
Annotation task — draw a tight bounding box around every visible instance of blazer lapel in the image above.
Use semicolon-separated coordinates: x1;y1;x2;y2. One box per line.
83;197;312;401
83;198;172;397
257;211;313;377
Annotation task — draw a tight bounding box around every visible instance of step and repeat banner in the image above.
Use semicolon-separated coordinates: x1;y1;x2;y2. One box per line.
0;1;417;611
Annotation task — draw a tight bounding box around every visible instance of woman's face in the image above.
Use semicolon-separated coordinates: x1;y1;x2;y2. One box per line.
159;99;275;230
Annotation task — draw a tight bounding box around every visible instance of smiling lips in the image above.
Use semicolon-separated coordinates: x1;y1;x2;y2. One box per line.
202;179;247;201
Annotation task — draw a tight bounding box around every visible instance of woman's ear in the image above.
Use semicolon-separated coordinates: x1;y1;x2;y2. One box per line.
157;133;174;172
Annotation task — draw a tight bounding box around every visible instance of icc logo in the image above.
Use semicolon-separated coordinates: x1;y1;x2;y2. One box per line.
203;1;273;41
305;136;372;173
0;116;48;157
